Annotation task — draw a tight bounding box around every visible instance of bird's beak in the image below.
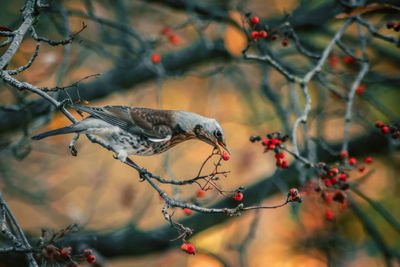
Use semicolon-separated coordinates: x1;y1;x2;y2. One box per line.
217;140;231;155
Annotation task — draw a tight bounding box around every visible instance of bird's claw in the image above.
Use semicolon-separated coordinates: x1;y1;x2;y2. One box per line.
138;168;149;182
69;145;77;156
59;98;71;109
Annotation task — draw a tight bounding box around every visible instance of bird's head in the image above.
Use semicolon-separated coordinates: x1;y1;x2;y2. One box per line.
174;111;230;155
195;119;230;155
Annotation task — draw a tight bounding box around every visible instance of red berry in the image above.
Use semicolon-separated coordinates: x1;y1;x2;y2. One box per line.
381;126;389;134
348;157;357;165
250;16;259;24
331;177;338;185
262;138;269;146
251;31;259;39
151;53;161;64
181;243;188;251
282;39;289;47
183;208;193;215
267;143;275;150
289;188;299;197
258;30;267;38
281;160;288;169
325;210;334;220
359;166;366;173
169;34;179;45
234;192;243;201
161;27;172;35
365;157;373;164
269;138;278;145
271;34;278;41
86;255;96;263
61;248;70;257
83;100;89;104
324;179;332;187
222;152;230;161
329;54;338;69
375;121;384;128
339;173;347;182
186;244;195;254
343;55;356;64
340;150;348;159
330;168;339;175
197;189;205;198
356;84;365;95
83;249;92;257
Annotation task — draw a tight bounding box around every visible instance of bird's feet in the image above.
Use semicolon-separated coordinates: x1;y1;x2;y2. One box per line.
69;133;80;156
138;168;149;182
59;98;72;110
69;145;77;156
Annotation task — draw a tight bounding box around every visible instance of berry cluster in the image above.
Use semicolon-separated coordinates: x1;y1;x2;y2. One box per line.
181;243;195;255
386;21;400;32
247;14;291;46
375;121;400;139
329;54;358;70
83;249;96;264
316;163;350;190
343;55;356;64
249;16;268;40
161;26;180;45
42;245;96;266
150;26;183;64
288;188;302;203
250;132;289;169
310;153;374;221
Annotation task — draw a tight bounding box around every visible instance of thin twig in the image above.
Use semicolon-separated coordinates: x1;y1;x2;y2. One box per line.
8;42;40;75
341;19;369;153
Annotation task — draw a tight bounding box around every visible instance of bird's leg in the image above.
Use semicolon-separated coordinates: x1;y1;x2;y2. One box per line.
69;133;80;156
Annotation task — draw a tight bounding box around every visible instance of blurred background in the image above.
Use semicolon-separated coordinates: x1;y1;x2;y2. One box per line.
0;0;400;266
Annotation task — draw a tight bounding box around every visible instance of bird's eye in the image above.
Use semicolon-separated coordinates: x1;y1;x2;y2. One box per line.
214;130;222;138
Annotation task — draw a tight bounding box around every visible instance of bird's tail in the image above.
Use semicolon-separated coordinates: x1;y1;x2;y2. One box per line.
31;125;81;140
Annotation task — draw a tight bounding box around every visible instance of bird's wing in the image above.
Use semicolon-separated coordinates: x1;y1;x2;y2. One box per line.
71;105;174;139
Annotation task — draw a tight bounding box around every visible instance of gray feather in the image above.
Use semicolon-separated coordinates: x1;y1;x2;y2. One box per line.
31;125;81;140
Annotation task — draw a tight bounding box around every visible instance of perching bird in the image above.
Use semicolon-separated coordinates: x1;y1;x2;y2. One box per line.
32;104;230;162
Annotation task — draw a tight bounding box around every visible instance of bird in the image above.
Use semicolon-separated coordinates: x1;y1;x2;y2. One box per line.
32;104;230;162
